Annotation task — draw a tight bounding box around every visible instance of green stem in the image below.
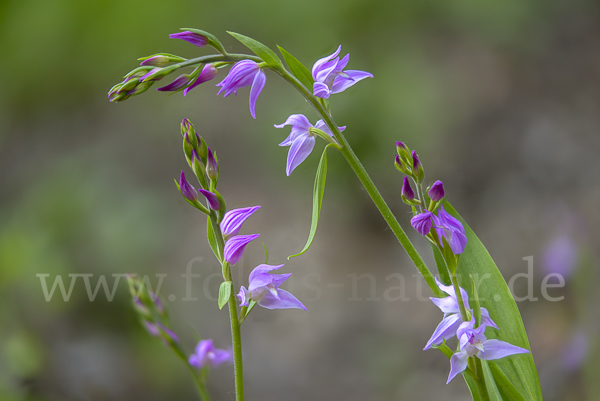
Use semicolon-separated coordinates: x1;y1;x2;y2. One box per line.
274;69;443;297
451;272;469;322
187;364;213;401
208;211;244;401
474;359;491;401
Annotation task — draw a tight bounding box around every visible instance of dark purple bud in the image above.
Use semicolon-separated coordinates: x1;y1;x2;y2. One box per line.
401;177;415;201
140;55;170;67
396;141;411;162
157;74;191;92
198;189;221;210
169;31;208;48
429;180;445;202
179;171;198;201
394;155;409;174
412;150;424;182
184;64;218;96
206;148;218;180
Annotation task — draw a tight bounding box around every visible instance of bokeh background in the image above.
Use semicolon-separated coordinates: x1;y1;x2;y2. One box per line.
1;0;599;400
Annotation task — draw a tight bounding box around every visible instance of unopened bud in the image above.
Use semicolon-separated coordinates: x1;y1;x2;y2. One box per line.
394;155;410;174
401;177;415;201
183;133;194;160
179;171;198;201
412;151;424;182
191;149;208;189
428;180;445;202
206;148;218;180
140;55;170;67
396;141;411;162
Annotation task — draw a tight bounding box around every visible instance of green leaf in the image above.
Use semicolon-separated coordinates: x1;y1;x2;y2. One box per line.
481;360;503;401
441;201;543;400
470;275;482;328
431;245;451;285
489;362;528;401
289;144;332;258
218;281;232;310
277;46;314;90
463;374;483;401
207;216;222;262
227;32;283;69
263;243;269;264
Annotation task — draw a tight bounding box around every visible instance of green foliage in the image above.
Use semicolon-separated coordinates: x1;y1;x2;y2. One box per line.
218;281;232;309
227;32;284;70
207;216;222;262
277;46;314;90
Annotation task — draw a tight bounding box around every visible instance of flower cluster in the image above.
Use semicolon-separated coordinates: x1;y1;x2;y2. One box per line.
221;206;261;265
425;280;529;383
237;264;307;310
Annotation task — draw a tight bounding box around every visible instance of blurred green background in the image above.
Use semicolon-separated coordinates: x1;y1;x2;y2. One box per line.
1;0;599;399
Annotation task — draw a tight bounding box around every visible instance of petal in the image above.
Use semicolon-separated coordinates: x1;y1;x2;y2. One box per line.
189;354;201;368
220;206;261;238
330;70;373;94
224;234;260;265
312;45;341;80
314;57;340;83
479;339;529;360
449;230;468;254
198;189;221;210
184;64;218;96
237;286;250;307
424;313;462;350
249;272;292;293
249;69;266;119
447;352;469;384
336;53;350;72
410;211;434;235
248;264;285;283
274;114;312;130
430;295;459;314
286;133;316;176
257;289;307;310
210;349;232;367
313;120;346;135
480;308;499;330
313;82;331;99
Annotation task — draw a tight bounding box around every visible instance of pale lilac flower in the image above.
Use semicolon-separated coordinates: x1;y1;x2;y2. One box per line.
411;211;434;235
447;317;529;383
224;234;260;265
184;64;218;96
425;278;497;350
401;177;415;201
157;74;191;92
216;60;266;119
220;206;261;239
169;31;208;47
433;205;467;254
237;264;307;310
189;339;232;368
179;171;198;201
198;189;220;210
311;46;373;99
274;114;345;176
429;180;445;202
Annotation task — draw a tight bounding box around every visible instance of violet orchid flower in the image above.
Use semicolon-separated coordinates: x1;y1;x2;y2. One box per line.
179;171;198;201
220;206;261;239
224;234;260;265
424;278;498;350
184;64;218;96
198;189;220;210
237;264;307;310
274;114;345;176
433;205;467;254
447;317;529;383
189;339;232;368
311;45;373;99
216;60;266;119
157;74;191;92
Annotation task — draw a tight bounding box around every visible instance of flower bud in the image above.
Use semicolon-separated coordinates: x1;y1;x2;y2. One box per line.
140;55;170;67
191;149;208;189
412;150;424;182
183;133;194;161
157;74;191;92
394;155;410;174
428;180;445;202
206;148;218;180
179;171;198;201
401;177;415;201
198;135;208;161
198;189;221;210
396;141;411;162
169;31;209;47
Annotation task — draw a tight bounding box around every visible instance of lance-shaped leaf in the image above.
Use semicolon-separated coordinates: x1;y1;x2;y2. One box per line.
289;144;333;258
181;28;227;55
432;201;543;400
277;46;314;90
218;281;232;310
207;216;222;262
481;360;503;401
228;31;283;70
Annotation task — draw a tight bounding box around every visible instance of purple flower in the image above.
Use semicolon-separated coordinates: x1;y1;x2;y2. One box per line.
429;180;445;202
169;31;208;47
433;205;467;254
401;177;415;201
220;206;261;239
224;234;260;265
179;171;198;201
157;74;191;92
216;60;266;119
311;46;373;99
189;339;232;368
237;264;307;310
206;148;218;180
425;278;497;350
412;150;424;181
447;317;529;383
198;189;220;210
411;211;434;235
274;114;345;176
184;64;218;96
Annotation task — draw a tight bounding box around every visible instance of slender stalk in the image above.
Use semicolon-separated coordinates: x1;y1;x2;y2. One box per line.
451;272;469;322
208;211;244;401
187;364;213;401
274;69;444;297
474;359;491;401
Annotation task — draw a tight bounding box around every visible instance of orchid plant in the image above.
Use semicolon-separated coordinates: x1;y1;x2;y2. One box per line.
111;28;543;400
